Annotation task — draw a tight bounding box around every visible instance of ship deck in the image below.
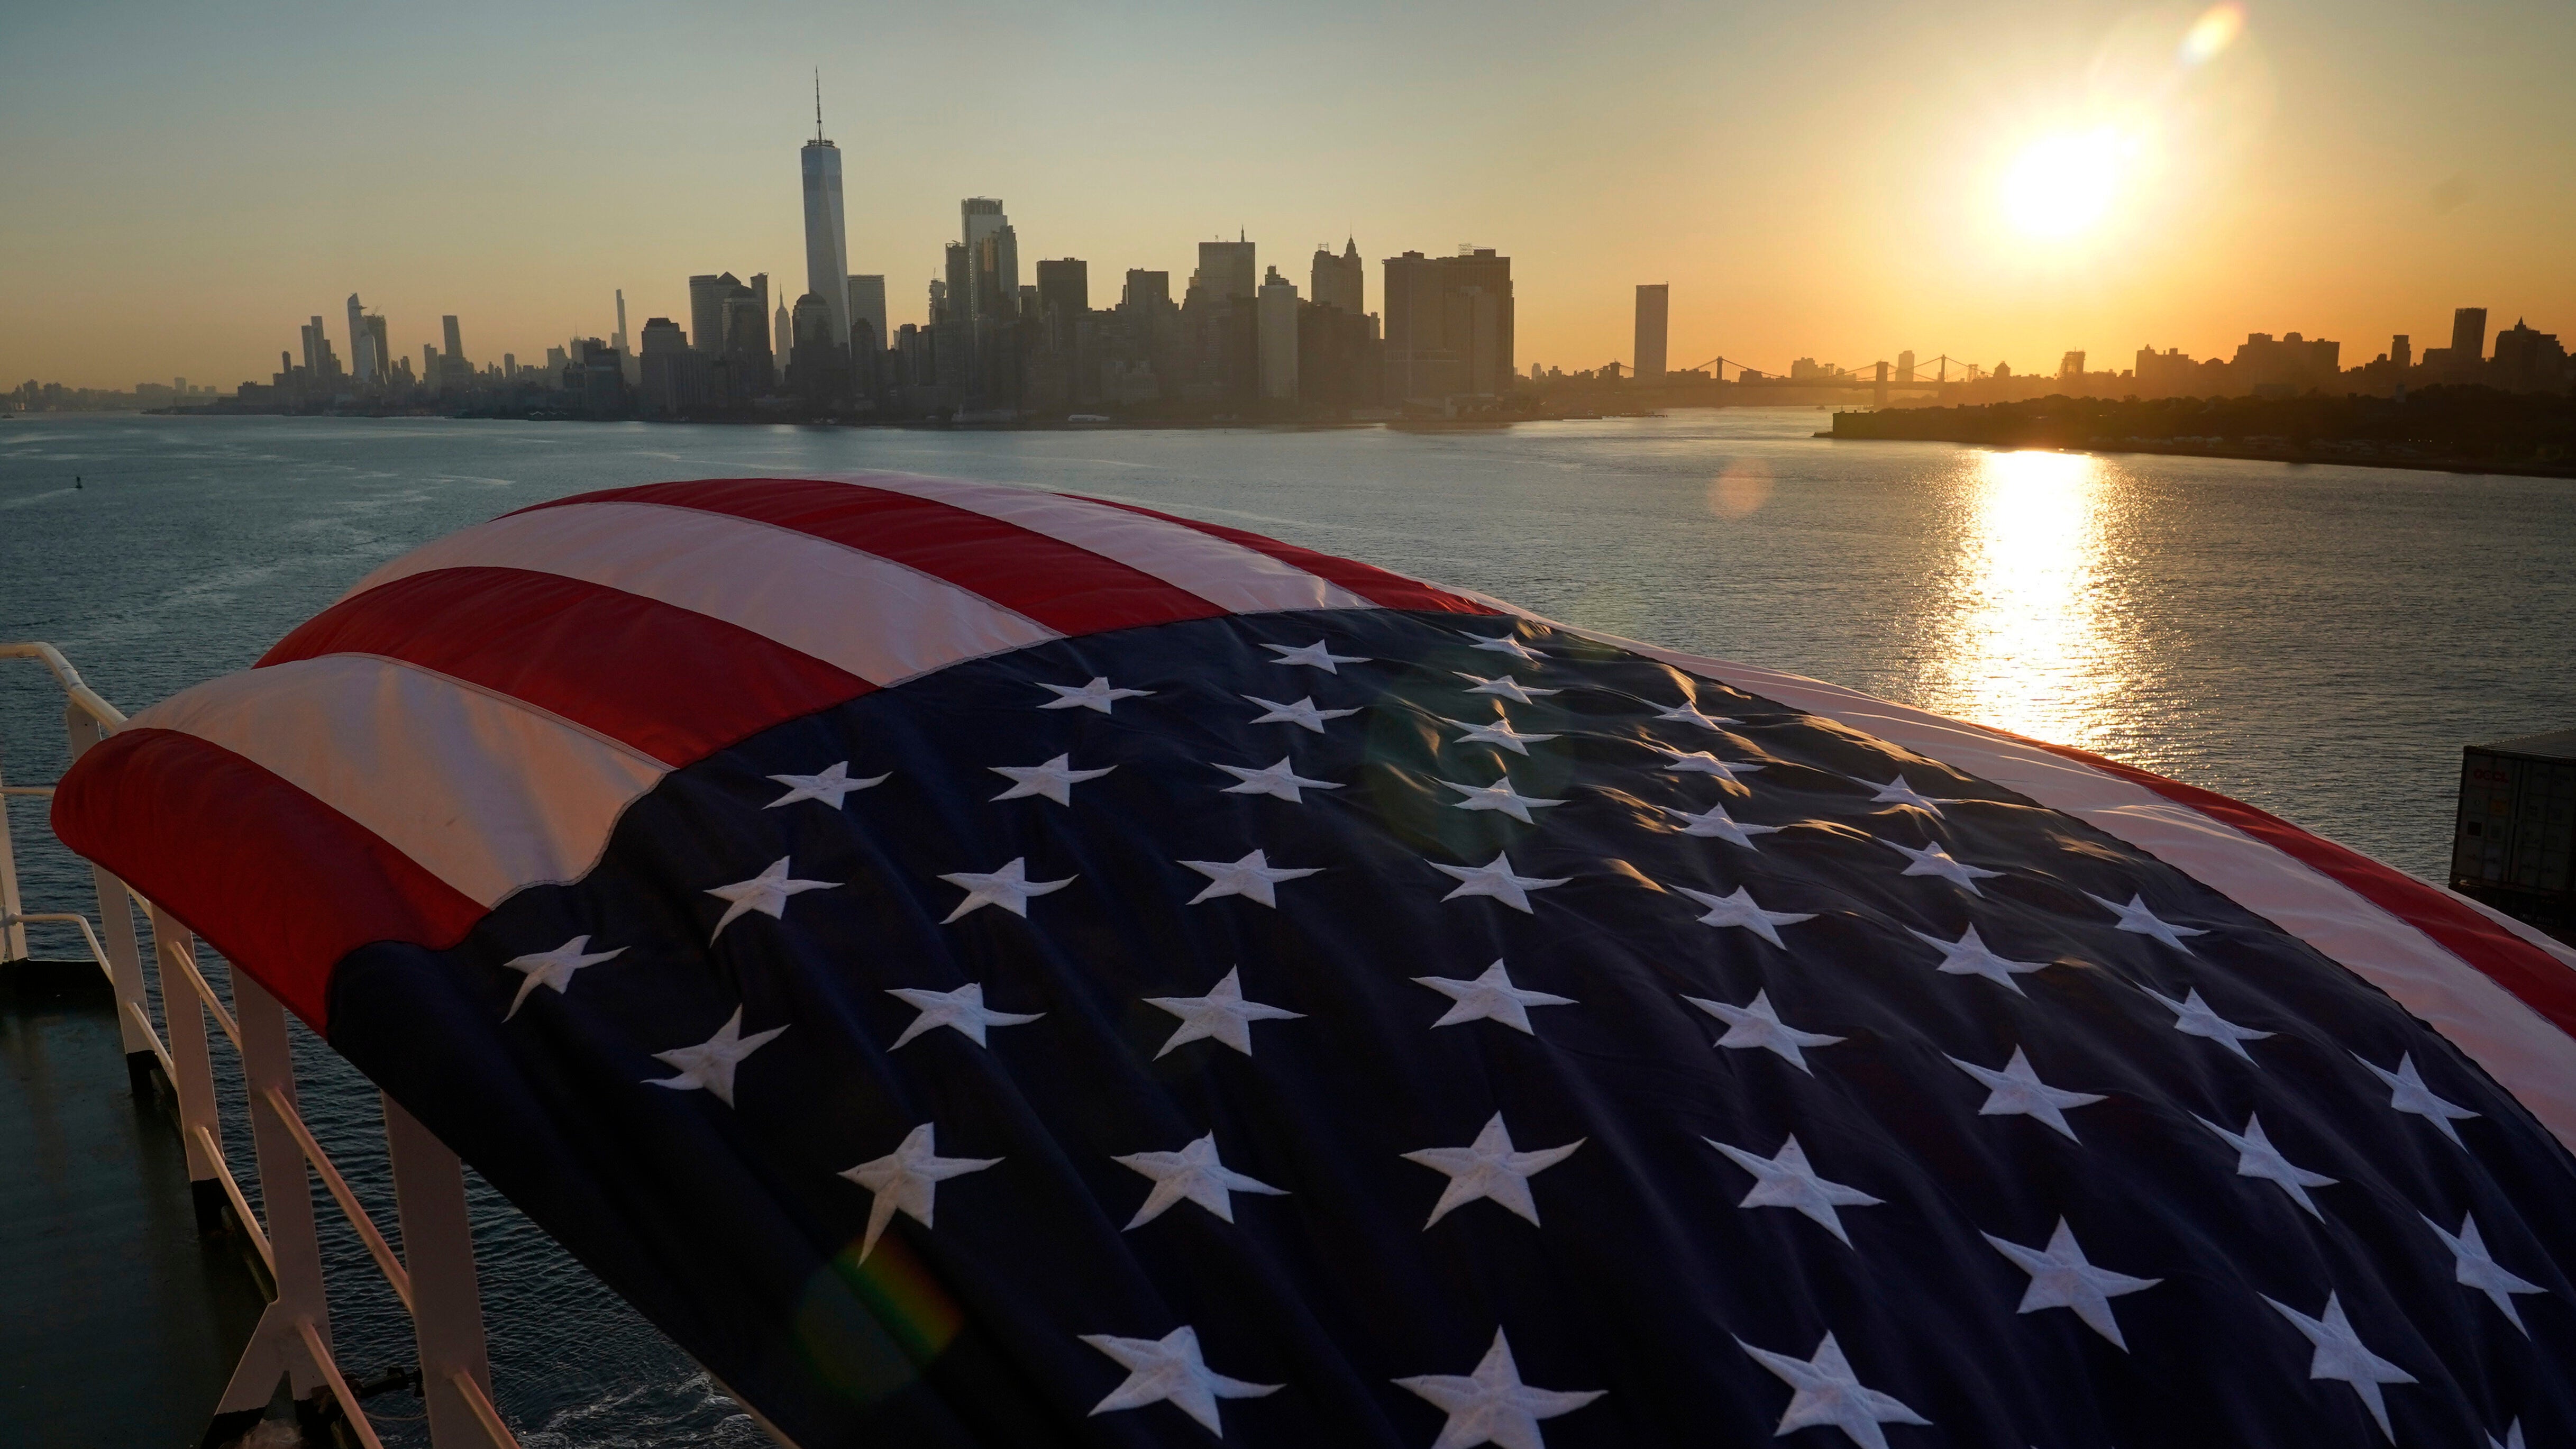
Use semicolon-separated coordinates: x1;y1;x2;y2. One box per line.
2;959;266;1447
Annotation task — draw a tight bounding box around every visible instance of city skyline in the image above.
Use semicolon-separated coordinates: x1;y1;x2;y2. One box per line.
4;0;2572;389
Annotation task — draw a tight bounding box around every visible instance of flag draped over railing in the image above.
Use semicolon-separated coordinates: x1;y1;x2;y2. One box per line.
57;474;2576;1447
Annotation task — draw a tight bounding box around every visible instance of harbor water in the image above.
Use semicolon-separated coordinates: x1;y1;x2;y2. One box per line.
2;409;2569;1444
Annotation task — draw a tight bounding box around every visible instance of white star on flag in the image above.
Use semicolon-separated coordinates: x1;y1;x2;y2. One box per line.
1906;923;2052;994
1144;968;1303;1058
1040;677;1153;714
1861;773;1949;816
1263;639;1371;672
643;1007;785;1107
1655;698;1739;730
2422;1210;2544;1332
2261;1292;2416;1440
1983;1218;2161;1350
2086;891;2208;951
1706;1134;1883;1245
1684;989;1844;1073
705;858;836;940
1947;1046;2106;1140
763;761;888;809
1115;1133;1286;1227
1244;694;1359;733
1736;1332;1931;1449
1881;838;2002;895
839;1124;999;1261
2354;1052;2478;1145
1671;883;1814;946
1404;1113;1584;1228
2142;985;2272;1061
1463;632;1545;661
500;935;624;1019
988;753;1115;805
1079;1326;1280;1435
1438;775;1567;824
1180;849;1321;907
938;858;1075;922
1212;757;1343;803
1393;1328;1605;1449
1440;714;1561;756
1655;748;1763;786
2196;1111;2337;1218
1455;671;1561;704
1429;852;1570;913
1414;961;1576;1035
886;982;1043;1049
1660;803;1779;849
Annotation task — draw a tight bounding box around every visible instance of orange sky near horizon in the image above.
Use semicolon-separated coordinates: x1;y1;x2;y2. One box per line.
3;0;2570;391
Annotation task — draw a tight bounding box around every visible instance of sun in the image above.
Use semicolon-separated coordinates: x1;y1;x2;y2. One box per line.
2000;129;2128;242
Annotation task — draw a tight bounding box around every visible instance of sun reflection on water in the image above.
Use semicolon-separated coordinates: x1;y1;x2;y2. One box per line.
1913;449;2135;751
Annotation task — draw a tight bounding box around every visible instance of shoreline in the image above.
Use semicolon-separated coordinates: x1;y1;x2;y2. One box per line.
1813;431;2576;481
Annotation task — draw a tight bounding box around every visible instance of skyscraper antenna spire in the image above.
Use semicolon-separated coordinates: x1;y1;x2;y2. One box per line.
814;69;823;141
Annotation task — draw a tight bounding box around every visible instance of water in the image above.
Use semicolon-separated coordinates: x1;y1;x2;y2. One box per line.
1;410;2568;1442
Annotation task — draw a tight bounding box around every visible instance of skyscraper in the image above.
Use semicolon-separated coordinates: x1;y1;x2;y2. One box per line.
846;275;888;356
614;289;630;356
689;275;733;352
1634;285;1669;379
1311;240;1364;316
2450;307;2489;376
1194;238;1258;302
442;316;466;368
1257;267;1300;402
801;78;852;362
962;199;1016;324
345;294;376;384
773;298;793;364
1385;249;1516;402
364;314;389;385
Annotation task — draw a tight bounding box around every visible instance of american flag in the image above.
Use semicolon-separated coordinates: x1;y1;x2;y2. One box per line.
58;475;2576;1447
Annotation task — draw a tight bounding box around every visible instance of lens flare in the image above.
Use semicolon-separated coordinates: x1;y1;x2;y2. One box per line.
2179;3;2244;66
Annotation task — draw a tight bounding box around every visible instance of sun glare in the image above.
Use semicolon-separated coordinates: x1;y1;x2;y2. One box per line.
2000;130;2127;242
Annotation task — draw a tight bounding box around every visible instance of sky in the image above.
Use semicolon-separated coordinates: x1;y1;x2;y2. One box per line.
3;0;2571;390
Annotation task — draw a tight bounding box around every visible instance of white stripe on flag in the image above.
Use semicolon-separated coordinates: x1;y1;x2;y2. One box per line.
131;655;666;906
337;501;1062;685
837;473;1378;616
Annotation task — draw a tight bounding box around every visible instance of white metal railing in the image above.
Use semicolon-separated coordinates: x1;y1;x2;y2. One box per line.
2;642;519;1448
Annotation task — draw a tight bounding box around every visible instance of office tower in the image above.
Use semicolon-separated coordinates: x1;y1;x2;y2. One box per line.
787;293;848;403
1257;267;1300;402
846;275;888;357
2059;351;2086;379
961;199;1016;324
688;274;734;352
1897;350;1915;384
1633;285;1669;379
1036;260;1088;330
423;343;438;386
1194;238;1258;302
773;298;793;364
2492;320;2566;392
1385;248;1516;402
801;81;853;360
1122;270;1171;311
345;295;376;384
1311;239;1364;316
300;323;319;375
614;289;630;354
638;316;708;416
442;316;466;368
2391;334;2411;370
2450;307;2488;369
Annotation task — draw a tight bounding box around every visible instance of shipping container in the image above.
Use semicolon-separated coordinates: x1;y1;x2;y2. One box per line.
2451;728;2576;941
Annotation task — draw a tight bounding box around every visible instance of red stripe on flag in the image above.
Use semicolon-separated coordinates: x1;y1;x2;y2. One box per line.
517;479;1229;634
2035;740;2576;1038
52;728;488;1029
1075;496;1492;615
261;567;873;766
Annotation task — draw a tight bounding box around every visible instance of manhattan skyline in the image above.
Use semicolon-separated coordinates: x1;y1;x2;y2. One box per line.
3;0;2572;389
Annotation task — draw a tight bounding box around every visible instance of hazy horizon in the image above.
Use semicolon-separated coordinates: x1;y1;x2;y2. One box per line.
5;0;2571;391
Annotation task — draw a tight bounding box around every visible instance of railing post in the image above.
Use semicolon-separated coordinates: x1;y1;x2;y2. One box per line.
218;971;336;1412
0;736;26;963
149;906;230;1213
386;1094;513;1447
63;706;153;1068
